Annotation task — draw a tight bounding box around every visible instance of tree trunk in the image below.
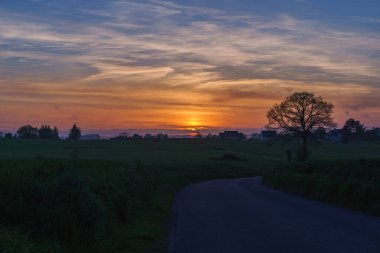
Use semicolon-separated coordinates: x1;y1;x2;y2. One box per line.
301;134;308;161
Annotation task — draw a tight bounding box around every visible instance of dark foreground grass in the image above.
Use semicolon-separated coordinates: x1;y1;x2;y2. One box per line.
0;158;261;253
264;159;380;217
0;140;379;252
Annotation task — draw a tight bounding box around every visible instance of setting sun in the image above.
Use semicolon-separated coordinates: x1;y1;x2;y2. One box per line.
0;1;379;253
187;118;202;127
0;0;379;133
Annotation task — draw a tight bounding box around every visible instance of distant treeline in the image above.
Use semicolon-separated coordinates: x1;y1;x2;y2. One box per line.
111;132;222;140
2;124;81;140
1;118;379;142
110;132;169;140
339;118;380;142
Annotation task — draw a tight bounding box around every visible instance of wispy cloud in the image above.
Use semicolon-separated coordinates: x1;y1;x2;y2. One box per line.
0;0;379;129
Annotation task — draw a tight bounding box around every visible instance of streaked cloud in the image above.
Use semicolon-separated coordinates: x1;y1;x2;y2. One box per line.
0;0;379;131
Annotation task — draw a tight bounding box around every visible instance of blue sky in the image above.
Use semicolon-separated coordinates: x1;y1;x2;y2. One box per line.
2;0;379;25
0;0;379;131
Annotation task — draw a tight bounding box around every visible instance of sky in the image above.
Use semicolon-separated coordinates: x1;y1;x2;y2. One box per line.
0;0;379;133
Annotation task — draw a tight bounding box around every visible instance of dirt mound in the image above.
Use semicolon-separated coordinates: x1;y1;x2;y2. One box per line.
217;153;247;161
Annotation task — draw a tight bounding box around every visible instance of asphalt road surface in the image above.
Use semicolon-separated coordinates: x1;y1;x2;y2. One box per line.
169;177;380;253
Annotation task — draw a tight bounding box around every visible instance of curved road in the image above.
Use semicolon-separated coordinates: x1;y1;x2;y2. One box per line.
169;177;380;253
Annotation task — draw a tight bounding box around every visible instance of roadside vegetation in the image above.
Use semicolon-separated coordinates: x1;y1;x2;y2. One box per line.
0;140;268;253
263;92;380;218
0;138;379;252
264;159;380;217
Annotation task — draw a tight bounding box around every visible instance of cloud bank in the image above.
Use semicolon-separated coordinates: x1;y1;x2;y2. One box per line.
0;0;379;130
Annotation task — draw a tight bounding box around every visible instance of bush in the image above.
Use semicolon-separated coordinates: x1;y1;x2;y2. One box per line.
0;170;106;246
264;159;380;216
0;157;258;253
0;159;158;249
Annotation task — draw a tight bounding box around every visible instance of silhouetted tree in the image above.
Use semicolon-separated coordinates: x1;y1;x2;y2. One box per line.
4;133;13;139
110;132;129;141
68;124;81;140
53;127;59;139
205;133;220;140
314;127;328;140
195;132;203;139
206;133;214;139
144;134;154;139
267;92;336;161
16;125;38;139
365;127;380;142
119;132;129;138
38;125;59;139
132;133;142;139
156;133;169;140
341;118;366;142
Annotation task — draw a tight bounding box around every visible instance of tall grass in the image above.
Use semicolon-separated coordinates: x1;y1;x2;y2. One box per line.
0;158;259;253
1;140;379;252
0;159;158;252
264;159;380;216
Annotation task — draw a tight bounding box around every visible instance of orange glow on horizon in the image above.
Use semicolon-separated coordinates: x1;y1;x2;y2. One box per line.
0;1;379;132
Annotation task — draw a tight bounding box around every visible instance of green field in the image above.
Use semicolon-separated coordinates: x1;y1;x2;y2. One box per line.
1;138;379;163
0;139;379;253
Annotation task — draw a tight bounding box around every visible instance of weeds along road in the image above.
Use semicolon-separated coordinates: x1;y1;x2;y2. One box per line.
169;177;380;253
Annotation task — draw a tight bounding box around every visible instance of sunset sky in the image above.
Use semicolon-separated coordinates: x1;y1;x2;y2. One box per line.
1;0;379;133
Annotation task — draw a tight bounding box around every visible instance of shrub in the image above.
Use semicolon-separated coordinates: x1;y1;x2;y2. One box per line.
264;159;380;216
0;159;158;248
0;170;106;246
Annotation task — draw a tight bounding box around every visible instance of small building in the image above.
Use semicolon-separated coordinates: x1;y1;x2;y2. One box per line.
80;134;101;141
219;131;245;141
260;130;277;141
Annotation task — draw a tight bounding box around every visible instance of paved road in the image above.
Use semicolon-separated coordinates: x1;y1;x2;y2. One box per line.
169;177;380;253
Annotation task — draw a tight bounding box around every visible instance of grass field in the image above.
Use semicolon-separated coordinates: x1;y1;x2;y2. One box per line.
1;138;379;164
0;139;379;253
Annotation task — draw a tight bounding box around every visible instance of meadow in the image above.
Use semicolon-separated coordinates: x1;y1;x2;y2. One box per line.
0;139;379;253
